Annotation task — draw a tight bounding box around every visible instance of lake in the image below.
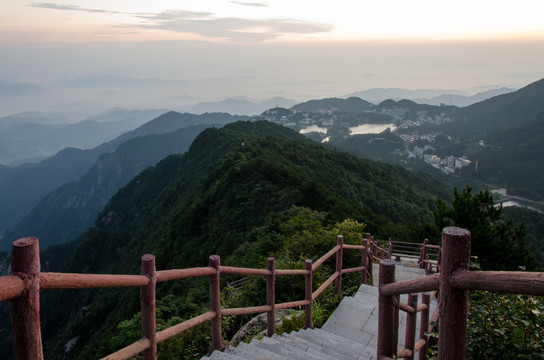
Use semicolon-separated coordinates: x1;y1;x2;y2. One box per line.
299;123;396;135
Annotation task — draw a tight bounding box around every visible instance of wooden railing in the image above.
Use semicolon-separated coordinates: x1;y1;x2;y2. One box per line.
0;234;377;360
377;226;544;360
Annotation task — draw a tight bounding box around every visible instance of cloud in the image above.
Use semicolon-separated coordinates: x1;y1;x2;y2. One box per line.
28;2;115;14
28;2;333;42
136;11;333;41
230;1;268;7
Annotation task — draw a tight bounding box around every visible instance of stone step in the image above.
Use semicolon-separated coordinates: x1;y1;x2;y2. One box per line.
203;263;434;360
251;334;340;360
292;328;374;360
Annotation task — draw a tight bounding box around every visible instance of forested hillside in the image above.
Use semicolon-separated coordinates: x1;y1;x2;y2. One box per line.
1;124;213;250
0;121;448;359
0;111;248;241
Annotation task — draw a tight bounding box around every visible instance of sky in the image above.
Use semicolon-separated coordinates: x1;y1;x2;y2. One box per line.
1;0;544;116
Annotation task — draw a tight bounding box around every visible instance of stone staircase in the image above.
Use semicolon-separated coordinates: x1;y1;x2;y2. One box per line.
203;262;436;360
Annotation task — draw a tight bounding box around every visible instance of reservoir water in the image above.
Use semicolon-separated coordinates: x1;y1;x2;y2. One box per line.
300;123;396;135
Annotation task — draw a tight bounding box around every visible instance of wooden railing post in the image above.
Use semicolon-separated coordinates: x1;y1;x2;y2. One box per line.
438;227;471;360
209;255;225;352
141;254;157;360
387;238;393;259
365;233;373;282
419;239;428;270
304;259;313;329
418;293;431;360
334;235;344;297
9;237;43;360
362;238;369;285
404;293;418;360
266;257;275;337
377;259;398;360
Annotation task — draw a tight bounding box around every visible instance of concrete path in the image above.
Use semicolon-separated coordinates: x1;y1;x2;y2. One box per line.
203;262;435;360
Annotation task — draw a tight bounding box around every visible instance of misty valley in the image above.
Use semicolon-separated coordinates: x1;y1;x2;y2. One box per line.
1;78;544;360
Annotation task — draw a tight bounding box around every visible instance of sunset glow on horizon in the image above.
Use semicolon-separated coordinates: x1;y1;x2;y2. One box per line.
1;0;543;116
2;0;544;44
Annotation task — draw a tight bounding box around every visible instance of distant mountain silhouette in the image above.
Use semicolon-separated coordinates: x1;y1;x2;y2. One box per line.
346;87;514;107
2;124;212;250
0;112;248;237
55;74;181;88
182;97;297;115
291;97;373;112
0;80;47;96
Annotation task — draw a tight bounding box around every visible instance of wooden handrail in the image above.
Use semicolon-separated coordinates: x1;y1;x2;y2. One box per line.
3;232;380;360
312;271;340;301
376;228;544;360
40;272;149;289
380;273;440;296
102;337;151;360
0;275;25;301
221;305;272;316
156;311;216;343
219;266;271;276
156;267;215;282
312;245;340;271
342;244;365;250
451;270;544;295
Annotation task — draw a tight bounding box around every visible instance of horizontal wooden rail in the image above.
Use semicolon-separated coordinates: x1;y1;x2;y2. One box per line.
3;233;382;360
424;244;441;249
274;269;309;276
414;338;426;352
101;337;151;360
341;266;366;274
0;275;25;301
312;272;339;301
312;245;340;271
451;270;544;295
219;266;271;276
275;299;310;310
380;273;440;296
156;267;215;282
156;311;216;343
40;273;149;290
398;301;415;314
390;240;421;246
342;244;365;250
396;348;413;358
221;305;272;316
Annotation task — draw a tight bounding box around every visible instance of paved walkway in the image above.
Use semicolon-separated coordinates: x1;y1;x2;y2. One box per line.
203;261;435;360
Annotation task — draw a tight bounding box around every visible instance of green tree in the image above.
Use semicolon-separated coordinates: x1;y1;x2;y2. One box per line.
434;186;536;270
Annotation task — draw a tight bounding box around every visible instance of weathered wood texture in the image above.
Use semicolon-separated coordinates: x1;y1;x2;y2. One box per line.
140;254;157;360
2;232;394;360
305;259;313;329
377;259;398;360
208;255;224;352
40;273;148;289
312;272;339;301
452;270;544;295
403;294;418;360
335;235;343;296
156;311;215;343
9;237;43;360
0;275;25;301
362;239;369;284
438;227;471;360
380;273;440;296
156;267;215;282
266;257;276;337
101;338;151;360
418;293;430;360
